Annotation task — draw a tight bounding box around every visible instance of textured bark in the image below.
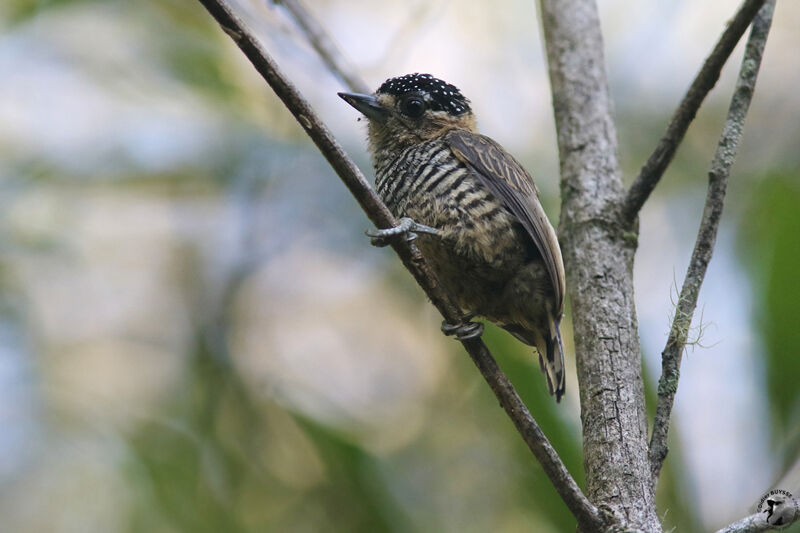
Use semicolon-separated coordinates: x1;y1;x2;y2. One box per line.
539;0;659;530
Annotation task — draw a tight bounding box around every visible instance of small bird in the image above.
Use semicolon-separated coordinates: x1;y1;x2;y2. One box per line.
339;73;566;401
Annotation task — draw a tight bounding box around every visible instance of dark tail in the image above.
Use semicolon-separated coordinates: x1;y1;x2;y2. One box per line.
502;319;566;402
540;316;566;402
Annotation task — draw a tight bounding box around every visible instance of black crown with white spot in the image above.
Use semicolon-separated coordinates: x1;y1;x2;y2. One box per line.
377;73;471;116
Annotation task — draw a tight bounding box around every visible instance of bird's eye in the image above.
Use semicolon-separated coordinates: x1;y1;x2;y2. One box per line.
401;97;426;118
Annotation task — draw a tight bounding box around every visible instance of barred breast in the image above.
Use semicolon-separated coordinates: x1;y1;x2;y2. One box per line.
374;139;535;315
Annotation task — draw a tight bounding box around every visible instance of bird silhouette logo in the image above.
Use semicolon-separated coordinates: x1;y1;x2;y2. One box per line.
757;490;798;529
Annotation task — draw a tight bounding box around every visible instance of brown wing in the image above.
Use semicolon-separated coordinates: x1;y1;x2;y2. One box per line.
446;129;565;316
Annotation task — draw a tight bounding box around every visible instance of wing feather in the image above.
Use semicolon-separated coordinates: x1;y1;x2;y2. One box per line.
446;129;565;316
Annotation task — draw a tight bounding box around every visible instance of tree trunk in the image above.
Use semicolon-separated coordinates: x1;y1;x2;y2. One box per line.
539;0;660;530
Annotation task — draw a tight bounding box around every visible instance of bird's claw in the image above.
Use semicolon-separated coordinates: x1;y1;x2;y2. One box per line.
366;217;440;247
441;318;484;340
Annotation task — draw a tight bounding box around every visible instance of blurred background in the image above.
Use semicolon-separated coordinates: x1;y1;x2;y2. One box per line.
0;0;798;531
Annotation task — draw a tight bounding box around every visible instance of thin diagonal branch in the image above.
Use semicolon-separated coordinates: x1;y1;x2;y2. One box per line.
715;509;799;533
194;0;604;530
270;0;370;94
649;0;775;480
620;0;767;226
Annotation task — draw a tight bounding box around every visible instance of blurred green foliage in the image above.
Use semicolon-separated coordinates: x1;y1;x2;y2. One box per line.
739;174;800;461
142;1;243;103
3;0;98;24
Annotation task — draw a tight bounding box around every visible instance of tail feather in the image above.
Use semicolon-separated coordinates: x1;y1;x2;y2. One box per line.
502;319;566;402
543;317;566;402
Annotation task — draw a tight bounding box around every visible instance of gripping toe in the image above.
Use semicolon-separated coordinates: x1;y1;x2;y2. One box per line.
441;319;484;340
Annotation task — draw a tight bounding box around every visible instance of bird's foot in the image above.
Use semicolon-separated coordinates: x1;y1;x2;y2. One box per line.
366;217;441;247
441;315;484;341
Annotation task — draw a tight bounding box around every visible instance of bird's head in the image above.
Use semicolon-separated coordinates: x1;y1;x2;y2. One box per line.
339;73;476;165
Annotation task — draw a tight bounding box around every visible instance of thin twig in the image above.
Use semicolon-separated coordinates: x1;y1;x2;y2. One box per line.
715;513;766;533
620;0;767;225
715;509;799;533
194;0;605;530
269;0;370;94
648;0;775;480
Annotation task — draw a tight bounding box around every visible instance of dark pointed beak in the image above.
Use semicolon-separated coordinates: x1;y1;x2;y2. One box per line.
338;92;389;123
